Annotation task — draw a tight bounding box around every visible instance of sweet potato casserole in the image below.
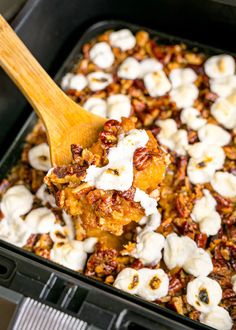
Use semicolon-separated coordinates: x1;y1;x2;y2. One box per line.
0;28;236;330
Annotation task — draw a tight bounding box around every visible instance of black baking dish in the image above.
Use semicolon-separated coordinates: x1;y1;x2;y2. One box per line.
1;18;234;330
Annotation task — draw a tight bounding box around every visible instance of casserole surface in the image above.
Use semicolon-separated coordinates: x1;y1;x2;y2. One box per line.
0;21;235;330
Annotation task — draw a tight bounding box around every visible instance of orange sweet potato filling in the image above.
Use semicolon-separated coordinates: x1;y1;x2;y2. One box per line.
45;118;169;237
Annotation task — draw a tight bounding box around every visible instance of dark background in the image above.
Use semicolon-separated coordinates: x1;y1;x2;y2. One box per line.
1;0;236;156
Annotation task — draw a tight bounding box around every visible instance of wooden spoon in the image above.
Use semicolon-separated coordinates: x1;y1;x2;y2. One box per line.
0;15;106;166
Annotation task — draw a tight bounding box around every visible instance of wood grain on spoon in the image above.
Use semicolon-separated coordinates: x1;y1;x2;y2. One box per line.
0;15;106;166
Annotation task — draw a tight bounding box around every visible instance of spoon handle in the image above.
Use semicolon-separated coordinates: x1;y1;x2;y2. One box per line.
0;15;66;124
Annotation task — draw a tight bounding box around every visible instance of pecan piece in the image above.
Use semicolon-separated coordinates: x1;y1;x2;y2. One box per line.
223;289;236;300
169;278;183;295
133;147;152;171
195;233;208;249
176;157;187;182
118;187;135;201
71;144;83;161
175;192;191;218
85;244;118;277
99;131;117;148
103;119;121;133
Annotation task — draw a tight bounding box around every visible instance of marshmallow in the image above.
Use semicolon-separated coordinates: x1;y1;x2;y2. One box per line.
187;276;222;313
211;98;236;129
200;306;233;330
138;268;169;301
164;233;197;270
198;124;231;147
1;185;33;219
83;97;107;117
109;29;136;51
204;54;235;79
169;68;197;88
28;143;51;171
144;71;171;97
61;73;87;91
211;171;236;198
187;142;225;184
87;71;112;91
107;94;131;121
191;189;221;236
89;42;114;69
183;249;213;277
113;268;141;294
117;57;140;80
131;229;165;265
139;58;163;77
180;107;206;130
134;188;157;216
170;84;199;108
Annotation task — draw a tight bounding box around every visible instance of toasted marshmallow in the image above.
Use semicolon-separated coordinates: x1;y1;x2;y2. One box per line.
169;68;197;88
146;211;161;230
89;42;114;69
28;143;51;172
198;124;231;147
87;72;112;91
200;306;233;330
204;54;235;79
210;98;236;129
192;190;217;221
138;268;169;301
134;188;157;216
1;185;33;219
211;171;236;198
107;94;131;121
25;207;56;234
139;58;163;78
171;129;189;156
183;249;213;277
83;97;107;117
191;189;221;236
227;89;236;106
180;107;206;130
61;73;74;90
156;119;177;150
62;211;75;240
50;211;75;243
50;224;71;243
0;216;30;247
231;274;236;293
139;210;161;231
144;70;171;97
36;184;56;207
85;129;149;192
164;233;197;270
187;142;225;184
187;276;222;313
61;73;87;91
117;57;140;80
199;213;221;236
131;230;165;265
210;75;236;97
114;268;141;294
83;237;98;253
109;29;136;51
156;119;189;155
50;240;87;271
170;84;199;108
